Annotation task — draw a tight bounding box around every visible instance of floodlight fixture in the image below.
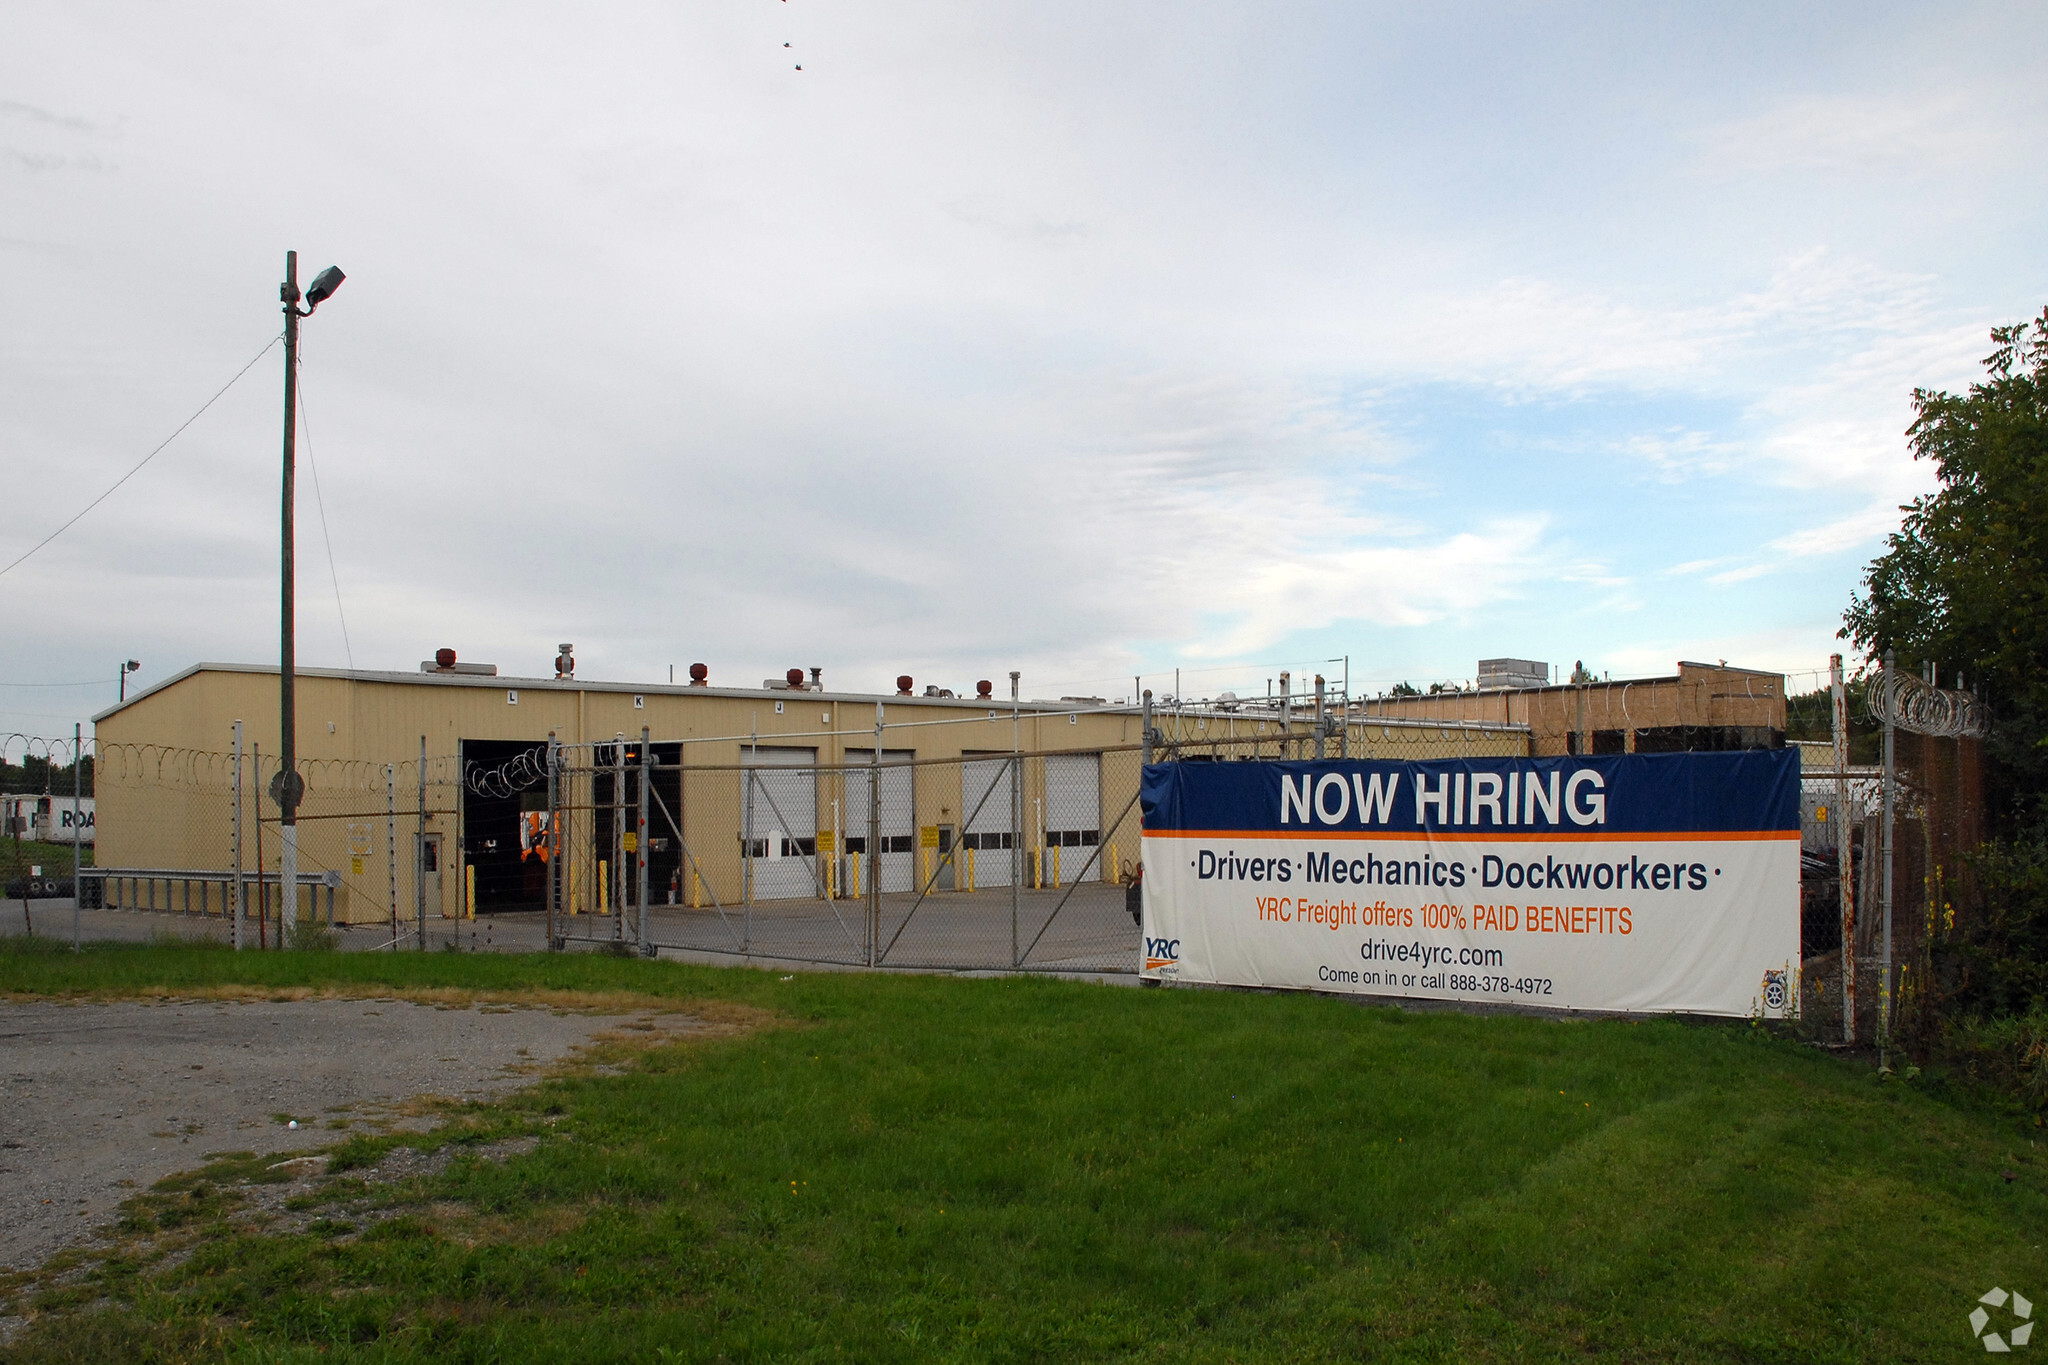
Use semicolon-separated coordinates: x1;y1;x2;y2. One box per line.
304;265;345;311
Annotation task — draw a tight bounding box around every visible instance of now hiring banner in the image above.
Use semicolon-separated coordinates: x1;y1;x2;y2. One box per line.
1138;749;1801;1018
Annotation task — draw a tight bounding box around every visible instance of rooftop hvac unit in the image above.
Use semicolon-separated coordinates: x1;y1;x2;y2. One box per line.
1478;658;1548;690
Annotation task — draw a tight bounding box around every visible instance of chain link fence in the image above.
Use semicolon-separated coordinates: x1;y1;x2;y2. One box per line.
7;713;1528;968
1790;658;1989;1042
4;740;461;950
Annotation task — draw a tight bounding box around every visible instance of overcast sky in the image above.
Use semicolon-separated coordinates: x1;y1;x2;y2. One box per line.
4;2;2045;743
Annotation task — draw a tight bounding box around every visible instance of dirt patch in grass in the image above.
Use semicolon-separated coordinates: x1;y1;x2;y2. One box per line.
0;1132;552;1347
0;993;771;1281
0;981;774;1030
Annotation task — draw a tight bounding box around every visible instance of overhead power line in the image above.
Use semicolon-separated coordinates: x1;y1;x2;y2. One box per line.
0;332;283;581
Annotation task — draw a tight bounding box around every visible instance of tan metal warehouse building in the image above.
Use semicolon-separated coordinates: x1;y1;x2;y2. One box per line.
91;659;1530;929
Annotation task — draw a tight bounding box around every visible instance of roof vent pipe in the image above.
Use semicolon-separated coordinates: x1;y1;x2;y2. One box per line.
786;668;805;689
435;648;457;670
688;663;709;686
896;675;914;695
810;667;823;690
976;679;993;699
555;644;575;679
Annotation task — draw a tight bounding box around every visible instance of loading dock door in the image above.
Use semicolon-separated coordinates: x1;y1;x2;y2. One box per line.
962;756;1015;888
843;749;915;893
1043;753;1102;885
743;746;819;901
461;739;554;913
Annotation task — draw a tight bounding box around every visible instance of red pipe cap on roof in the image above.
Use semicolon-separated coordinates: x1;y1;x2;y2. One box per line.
435;648;456;669
786;668;805;688
689;662;709;685
976;680;993;698
896;675;913;695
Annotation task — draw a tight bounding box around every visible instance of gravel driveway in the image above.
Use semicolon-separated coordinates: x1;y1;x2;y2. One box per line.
0;997;697;1273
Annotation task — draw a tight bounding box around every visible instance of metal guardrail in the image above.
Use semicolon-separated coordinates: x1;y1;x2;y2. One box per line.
81;866;342;921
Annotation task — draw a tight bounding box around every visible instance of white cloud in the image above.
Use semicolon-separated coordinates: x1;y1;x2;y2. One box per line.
0;2;2042;736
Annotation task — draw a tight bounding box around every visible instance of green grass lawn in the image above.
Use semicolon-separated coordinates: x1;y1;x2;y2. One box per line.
2;940;2042;1363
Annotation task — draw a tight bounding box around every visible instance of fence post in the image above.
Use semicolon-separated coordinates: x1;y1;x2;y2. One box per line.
743;738;754;912
1831;654;1854;1043
1881;649;1896;1051
613;735;625;945
870;704;882;967
546;732;559;950
71;723;82;953
1314;676;1326;760
742;760;753;954
1340;656;1350;760
638;726;652;956
385;763;397;945
1011;672;1021;969
256;743;267;949
416;735;427;952
230;724;243;949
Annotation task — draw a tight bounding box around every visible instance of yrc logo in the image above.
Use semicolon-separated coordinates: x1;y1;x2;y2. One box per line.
1971;1286;2033;1351
1144;937;1180;972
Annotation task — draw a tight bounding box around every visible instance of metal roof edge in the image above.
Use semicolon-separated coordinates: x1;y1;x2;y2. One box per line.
90;662;213;723
85;662;1153;717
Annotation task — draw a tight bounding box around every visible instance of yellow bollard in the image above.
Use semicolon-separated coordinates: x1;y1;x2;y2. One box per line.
1050;844;1061;890
465;863;476;920
598;860;608;916
849;851;862;900
966;845;976;893
691;866;702;909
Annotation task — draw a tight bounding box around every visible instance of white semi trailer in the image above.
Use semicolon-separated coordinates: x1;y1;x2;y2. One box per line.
2;794;94;844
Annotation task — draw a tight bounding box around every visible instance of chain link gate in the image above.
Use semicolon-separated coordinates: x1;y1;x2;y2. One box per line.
533;734;1146;973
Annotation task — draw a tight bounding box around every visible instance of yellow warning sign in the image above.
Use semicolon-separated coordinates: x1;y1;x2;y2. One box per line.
815;831;836;853
350;856;365;875
623;832;639;853
920;826;940;849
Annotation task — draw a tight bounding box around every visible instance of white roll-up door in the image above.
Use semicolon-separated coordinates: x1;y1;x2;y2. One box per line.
962;755;1016;888
843;749;915;892
1042;752;1102;886
743;746;820;901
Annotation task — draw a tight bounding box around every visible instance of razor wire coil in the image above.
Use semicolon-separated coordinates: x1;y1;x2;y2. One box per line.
1867;665;1986;738
465;745;551;800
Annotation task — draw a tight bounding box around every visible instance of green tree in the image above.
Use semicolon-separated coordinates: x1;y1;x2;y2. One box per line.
1844;306;2048;829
